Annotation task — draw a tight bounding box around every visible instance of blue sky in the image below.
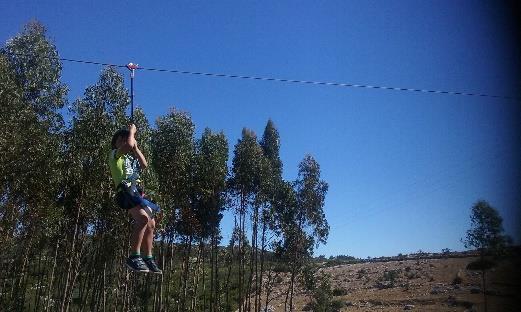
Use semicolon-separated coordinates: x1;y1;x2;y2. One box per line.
1;1;519;258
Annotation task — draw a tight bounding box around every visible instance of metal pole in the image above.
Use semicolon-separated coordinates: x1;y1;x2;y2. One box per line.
126;63;138;123
130;69;134;122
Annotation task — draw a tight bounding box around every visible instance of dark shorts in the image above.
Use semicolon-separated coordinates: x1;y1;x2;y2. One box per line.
115;183;160;217
115;190;143;210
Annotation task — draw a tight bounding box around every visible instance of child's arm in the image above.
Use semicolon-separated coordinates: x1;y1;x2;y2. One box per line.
116;124;137;157
127;123;137;149
133;144;148;169
128;124;148;169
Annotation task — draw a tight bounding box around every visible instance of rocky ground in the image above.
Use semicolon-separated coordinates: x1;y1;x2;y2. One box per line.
259;256;521;311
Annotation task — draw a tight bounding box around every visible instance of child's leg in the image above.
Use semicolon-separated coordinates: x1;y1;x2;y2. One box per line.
141;218;156;256
128;206;150;254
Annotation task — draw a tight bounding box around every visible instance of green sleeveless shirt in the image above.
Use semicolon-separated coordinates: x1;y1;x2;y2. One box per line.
108;149;135;188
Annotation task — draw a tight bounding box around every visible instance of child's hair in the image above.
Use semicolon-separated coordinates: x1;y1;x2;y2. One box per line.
111;129;130;149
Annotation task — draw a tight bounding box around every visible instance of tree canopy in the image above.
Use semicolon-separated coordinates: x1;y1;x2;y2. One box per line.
0;21;330;311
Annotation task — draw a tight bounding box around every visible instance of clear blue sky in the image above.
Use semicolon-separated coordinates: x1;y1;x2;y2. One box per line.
2;1;520;258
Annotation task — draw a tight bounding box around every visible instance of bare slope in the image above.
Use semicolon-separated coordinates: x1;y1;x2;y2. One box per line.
260;256;521;311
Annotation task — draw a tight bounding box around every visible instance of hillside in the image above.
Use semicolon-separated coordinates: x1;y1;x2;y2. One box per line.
258;254;521;312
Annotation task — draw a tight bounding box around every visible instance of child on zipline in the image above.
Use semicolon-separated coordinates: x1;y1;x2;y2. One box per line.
108;124;162;274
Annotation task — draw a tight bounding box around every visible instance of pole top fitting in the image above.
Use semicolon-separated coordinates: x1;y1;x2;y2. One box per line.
126;63;139;71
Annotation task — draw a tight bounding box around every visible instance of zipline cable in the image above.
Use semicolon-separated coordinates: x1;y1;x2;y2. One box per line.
4;52;520;101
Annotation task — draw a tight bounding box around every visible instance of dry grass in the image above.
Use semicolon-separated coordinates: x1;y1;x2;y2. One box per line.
257;256;521;312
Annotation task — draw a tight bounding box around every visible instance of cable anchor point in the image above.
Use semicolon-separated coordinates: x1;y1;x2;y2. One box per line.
126;62;138;77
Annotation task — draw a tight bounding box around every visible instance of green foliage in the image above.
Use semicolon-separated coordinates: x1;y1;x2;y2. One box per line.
322;254;358;267
330;300;345;311
152;109;195;233
273;155;329;269
2;21;67;125
1;20;331;312
0;24;65;243
258;119;284;234
309;272;339;312
260;119;282;179
301;267;344;311
300;264;317;291
295;155;329;247
466;259;496;271
333;254;356;261
452;275;463;285
229;128;264;202
357;268;368;279
193;128;229;239
332;288;348;296
272;262;291;273
382;269;400;285
66;66;130;223
464;200;511;258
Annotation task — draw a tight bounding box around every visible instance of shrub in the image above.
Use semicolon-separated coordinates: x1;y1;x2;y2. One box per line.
273;263;291;273
301;302;313;311
332;288;348;296
466;259;496;271
301;264;317;291
330;300;345;311
452;275;463;285
310;273;333;311
383;269;400;284
324;260;344;267
356;268;367;279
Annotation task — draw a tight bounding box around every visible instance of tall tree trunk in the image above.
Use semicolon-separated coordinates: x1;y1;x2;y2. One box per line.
289;270;295;312
480;250;488;312
238;194;246;312
284;265;297;312
258;218;267;312
263;267;274;312
12;231;33;306
181;235;193;312
286;240;300;312
225;227;236;312
157;233;167;312
60;200;82;312
45;239;60;312
213;232;220;312
191;240;204;312
246;204;260;312
201;242;207;312
210;232;215;312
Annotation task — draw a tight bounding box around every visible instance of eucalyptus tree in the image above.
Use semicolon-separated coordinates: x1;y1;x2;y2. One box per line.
270;180;300;311
64;66;134;311
274;155;329;311
1;21;67;127
153;109;195;231
260;120;282;178
256;119;283;311
192;128;228;311
0;22;67;309
294;155;329;248
152;109;196;311
229;128;264;311
291;155;329;309
0;21;66;243
464;200;511;259
464;200;511;312
0;54;26;244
